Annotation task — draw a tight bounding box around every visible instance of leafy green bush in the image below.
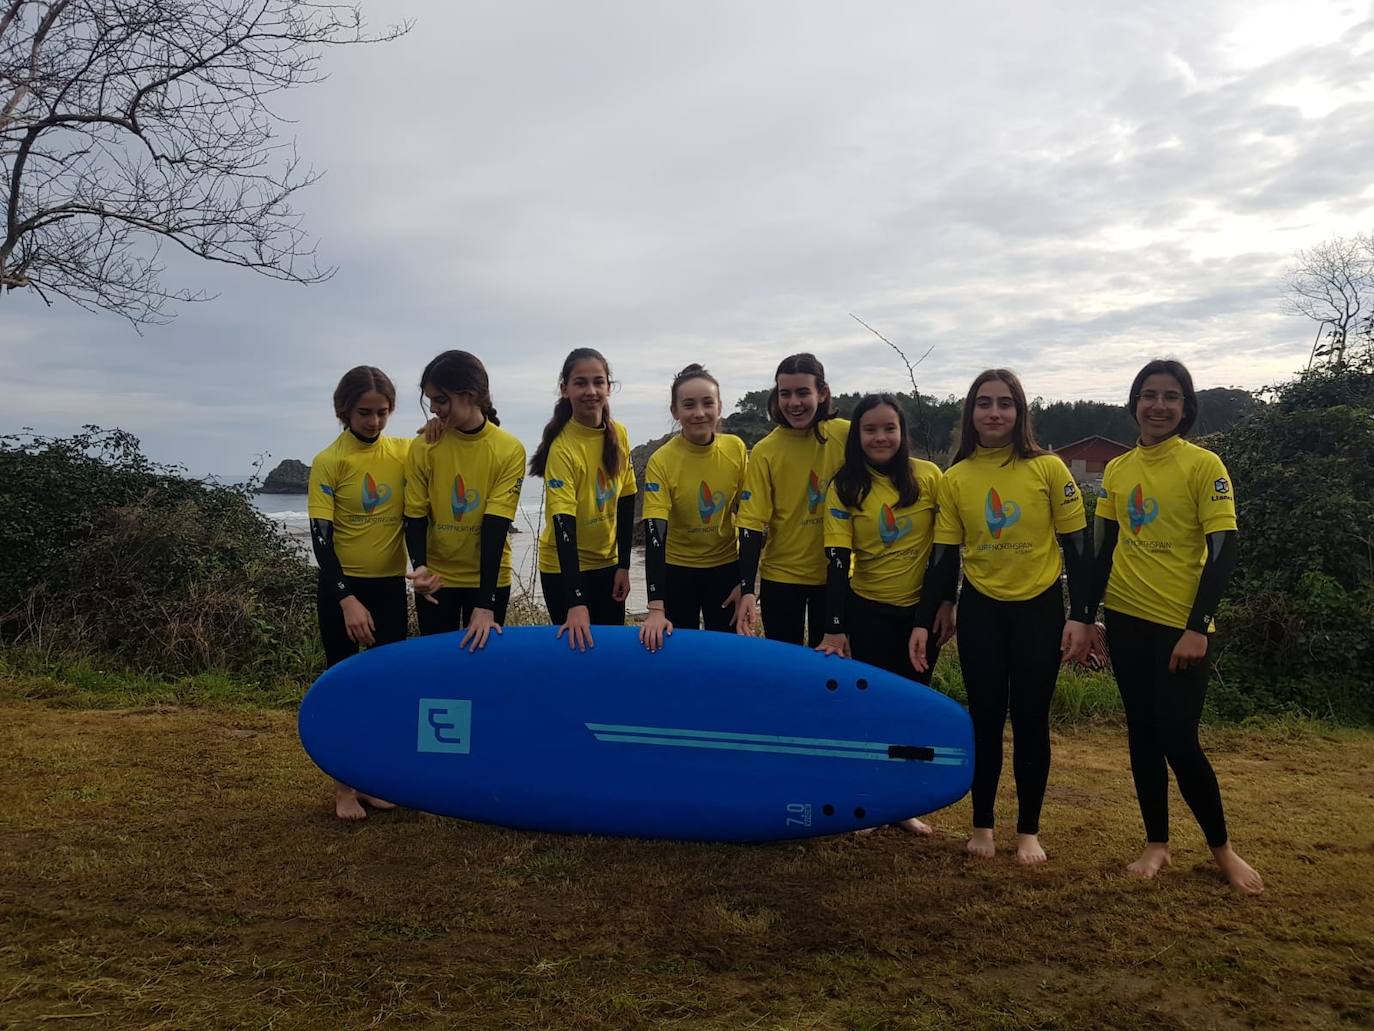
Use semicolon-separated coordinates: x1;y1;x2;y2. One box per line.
0;427;320;681
1206;355;1374;723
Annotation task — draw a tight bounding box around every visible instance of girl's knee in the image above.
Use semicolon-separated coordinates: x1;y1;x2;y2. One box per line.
1160;735;1207;769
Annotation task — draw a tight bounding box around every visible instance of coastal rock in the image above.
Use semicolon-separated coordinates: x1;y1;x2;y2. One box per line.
259;459;310;494
629;432;672;545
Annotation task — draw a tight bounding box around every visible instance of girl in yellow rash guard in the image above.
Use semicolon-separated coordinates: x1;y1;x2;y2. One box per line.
735;353;849;647
530;348;637;652
1087;359;1262;895
818;394;948;679
909;369;1094;865
403;351;526;653
307;365;411;821
638;364;748;651
818;393;949;837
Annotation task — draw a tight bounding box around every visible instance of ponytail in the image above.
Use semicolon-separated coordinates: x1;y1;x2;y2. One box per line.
670;363;720;407
601;402;623;478
529;348;622;478
418;350;501;427
529;398;573;477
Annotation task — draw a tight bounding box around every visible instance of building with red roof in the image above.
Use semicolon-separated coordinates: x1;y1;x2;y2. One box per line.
1053;435;1132;482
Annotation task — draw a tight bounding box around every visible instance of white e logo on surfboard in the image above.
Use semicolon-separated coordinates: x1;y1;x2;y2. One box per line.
417;699;472;755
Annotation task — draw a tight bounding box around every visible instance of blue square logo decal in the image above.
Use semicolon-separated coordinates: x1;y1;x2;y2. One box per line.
417;698;472;754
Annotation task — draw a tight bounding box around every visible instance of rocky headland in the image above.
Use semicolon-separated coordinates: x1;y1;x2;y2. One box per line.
257;459;310;494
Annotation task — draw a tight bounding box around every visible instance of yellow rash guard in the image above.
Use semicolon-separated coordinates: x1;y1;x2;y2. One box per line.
933;444;1085;601
824;459;943;607
538;419;637;573
736;419;849;586
404;421;526;588
307;431;410;577
642;433;747;568
1099;435;1237;630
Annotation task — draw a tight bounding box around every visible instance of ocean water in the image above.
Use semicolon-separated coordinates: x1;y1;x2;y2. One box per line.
250;485;649;616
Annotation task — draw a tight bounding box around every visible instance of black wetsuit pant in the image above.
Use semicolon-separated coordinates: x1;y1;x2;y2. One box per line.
760;578;825;647
1104;609;1229;848
847;591;942;686
666;561;738;632
317;573;408;669
416;586;513;637
540;565;625;626
956;579;1063;834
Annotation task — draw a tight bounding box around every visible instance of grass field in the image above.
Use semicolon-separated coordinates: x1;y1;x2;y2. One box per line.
2;670;1372;1029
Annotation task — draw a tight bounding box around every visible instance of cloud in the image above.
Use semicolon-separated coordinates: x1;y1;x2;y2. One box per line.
4;0;1373;472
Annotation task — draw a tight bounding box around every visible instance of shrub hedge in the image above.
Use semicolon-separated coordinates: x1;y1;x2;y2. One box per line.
0;427;320;681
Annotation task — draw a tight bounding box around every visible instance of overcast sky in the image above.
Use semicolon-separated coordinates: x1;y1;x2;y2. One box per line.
4;0;1373;475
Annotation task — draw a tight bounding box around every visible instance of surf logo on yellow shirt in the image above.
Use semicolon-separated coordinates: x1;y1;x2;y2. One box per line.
594;468;615;511
698;480;726;524
451;474;482;520
1126;483;1160;534
805;470;825;514
984;487;1021;538
361;473;393;514
878;504;913;546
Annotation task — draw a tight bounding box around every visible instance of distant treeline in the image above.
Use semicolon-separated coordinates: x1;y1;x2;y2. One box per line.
633;385;1259;464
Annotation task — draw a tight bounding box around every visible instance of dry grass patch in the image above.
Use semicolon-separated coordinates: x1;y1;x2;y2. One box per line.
1;685;1371;1029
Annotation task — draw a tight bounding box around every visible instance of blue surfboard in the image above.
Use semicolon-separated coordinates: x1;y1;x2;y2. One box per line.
298;627;972;842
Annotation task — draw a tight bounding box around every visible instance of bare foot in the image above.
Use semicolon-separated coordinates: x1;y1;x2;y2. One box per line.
1212;843;1264;895
1015;833;1048;865
1126;843;1171;879
895;817;933;836
335;783;366;821
358;794;396;810
852;827;876;837
967;827;995;858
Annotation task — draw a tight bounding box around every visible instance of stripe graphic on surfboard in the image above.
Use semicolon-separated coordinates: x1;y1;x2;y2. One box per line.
586;722;968;765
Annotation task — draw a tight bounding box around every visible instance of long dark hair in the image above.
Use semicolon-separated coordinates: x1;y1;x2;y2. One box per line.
767;353;838;443
529;348;623;478
1127;358;1198;438
951;368;1047;465
419;350;500;426
333;366;396;425
833;394;920;509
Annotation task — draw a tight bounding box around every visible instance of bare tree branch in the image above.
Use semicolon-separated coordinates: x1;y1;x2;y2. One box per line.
849;312;937;459
1282;233;1374;368
1;1;408;325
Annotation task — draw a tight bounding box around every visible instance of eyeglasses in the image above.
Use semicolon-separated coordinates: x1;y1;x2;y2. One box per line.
1138;391;1183;404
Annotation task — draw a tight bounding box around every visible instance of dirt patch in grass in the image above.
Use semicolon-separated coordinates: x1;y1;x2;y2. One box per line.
1;689;1371;1029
